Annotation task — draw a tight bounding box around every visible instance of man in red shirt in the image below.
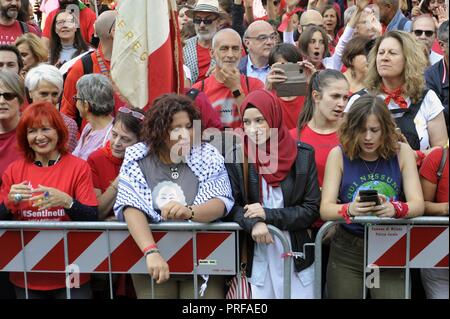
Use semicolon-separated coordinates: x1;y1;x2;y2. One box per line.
193;28;264;128
61;10;124;130
183;0;222;84
41;0;96;48
0;0;40;45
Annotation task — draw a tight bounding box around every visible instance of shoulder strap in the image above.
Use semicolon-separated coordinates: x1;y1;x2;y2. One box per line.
201;79;205;92
245;74;250;92
19;21;29;34
81;53;94;75
437;146;448;180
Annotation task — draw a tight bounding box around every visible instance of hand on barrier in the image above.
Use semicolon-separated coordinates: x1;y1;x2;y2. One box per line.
251;222;274;244
30;185;73;210
8;181;33;203
161;201;192;220
244;203;266;220
146;252;170;284
371;194;396;218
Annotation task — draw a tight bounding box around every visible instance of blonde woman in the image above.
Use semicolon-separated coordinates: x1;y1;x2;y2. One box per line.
14;33;48;77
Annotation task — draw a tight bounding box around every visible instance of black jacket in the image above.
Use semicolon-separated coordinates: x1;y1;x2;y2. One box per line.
224;142;320;276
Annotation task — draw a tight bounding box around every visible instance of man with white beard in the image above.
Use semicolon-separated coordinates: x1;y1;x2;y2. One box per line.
183;0;222;84
0;0;40;45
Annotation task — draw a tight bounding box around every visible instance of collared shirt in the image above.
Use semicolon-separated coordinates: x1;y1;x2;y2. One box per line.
430;51;443;66
246;55;270;83
387;10;411;32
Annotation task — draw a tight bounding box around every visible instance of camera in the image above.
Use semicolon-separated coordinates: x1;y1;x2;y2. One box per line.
358;190;381;205
273;63;308;97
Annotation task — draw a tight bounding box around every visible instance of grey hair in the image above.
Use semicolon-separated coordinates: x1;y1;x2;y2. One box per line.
212;28;242;49
76;74;114;116
438;21;448;43
24;63;63;94
0;70;25;104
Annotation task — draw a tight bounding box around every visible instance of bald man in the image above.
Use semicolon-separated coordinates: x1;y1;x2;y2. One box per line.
240;20;279;83
299;10;324;30
61;10;125;130
193;28;264;128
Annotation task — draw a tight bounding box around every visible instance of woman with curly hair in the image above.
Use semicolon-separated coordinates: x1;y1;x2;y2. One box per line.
346;31;447;156
113;93;234;299
320;95;424;298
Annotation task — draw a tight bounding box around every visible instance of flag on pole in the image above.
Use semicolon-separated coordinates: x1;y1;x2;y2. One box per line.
111;0;184;110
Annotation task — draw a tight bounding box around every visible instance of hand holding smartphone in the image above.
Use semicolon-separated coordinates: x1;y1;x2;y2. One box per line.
358;189;381;206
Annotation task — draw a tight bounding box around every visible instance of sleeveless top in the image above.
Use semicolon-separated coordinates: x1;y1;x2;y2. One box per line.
339;149;403;236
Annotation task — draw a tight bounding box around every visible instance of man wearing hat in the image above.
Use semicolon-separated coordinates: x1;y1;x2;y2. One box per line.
183;0;222;84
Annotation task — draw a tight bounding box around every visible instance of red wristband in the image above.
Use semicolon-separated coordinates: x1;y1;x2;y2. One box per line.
391;201;409;219
338;203;353;224
142;244;158;254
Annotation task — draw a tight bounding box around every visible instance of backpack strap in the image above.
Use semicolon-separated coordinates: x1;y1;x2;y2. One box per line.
437;146;448;180
19;21;29;34
81;53;94;75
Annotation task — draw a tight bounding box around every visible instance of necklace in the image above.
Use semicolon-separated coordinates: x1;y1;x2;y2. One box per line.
362;157;380;179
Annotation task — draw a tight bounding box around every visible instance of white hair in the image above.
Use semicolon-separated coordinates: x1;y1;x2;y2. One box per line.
24;63;64;93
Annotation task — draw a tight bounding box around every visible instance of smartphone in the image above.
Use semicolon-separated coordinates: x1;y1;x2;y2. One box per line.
273;63;308;97
358;190;381;205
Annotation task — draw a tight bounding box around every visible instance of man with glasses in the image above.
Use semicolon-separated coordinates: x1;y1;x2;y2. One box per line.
425;21;449;134
412;14;443;65
0;0;40;45
183;0;222;84
240;20;278;83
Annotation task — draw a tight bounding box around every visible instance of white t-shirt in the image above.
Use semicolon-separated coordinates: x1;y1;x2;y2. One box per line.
345;89;444;150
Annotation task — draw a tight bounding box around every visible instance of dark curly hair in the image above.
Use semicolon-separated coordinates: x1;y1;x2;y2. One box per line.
142;93;200;158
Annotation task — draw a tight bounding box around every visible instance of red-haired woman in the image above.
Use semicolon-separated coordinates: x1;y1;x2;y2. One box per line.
0;102;98;299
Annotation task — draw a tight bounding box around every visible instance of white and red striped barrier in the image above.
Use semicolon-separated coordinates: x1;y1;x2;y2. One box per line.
0;229;236;275
368;225;449;268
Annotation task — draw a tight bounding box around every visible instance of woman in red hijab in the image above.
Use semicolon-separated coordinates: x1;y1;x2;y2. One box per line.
225;89;320;298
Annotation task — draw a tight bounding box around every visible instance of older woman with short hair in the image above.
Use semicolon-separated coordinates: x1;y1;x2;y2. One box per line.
24;64;78;152
72;74;114;160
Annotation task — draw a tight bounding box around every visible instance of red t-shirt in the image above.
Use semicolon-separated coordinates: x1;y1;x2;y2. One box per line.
87;146;122;193
42;7;96;43
196;43;212;83
0;21;40;45
192;74;264;128
419;147;449;204
0;130;21;183
0;154;97;290
277;95;305;130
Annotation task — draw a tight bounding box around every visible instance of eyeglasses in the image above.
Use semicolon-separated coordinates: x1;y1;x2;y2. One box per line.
0;92;18;101
55;19;76;27
72;95;83;103
413;29;435;37
118;107;145;121
192;17;218;25
245;32;278;42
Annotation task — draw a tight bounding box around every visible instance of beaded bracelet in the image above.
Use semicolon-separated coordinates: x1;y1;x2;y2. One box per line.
185;205;195;221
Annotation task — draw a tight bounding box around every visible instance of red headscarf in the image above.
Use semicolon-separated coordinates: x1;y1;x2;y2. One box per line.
239;90;297;187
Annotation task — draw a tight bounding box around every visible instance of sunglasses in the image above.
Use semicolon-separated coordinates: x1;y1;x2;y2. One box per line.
118;107;145;121
0;92;18;101
413;29;435;37
193;17;218;25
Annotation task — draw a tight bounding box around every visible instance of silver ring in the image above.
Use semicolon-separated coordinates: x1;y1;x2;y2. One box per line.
13;193;23;202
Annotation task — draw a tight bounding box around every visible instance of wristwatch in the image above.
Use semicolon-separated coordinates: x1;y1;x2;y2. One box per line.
232;89;242;98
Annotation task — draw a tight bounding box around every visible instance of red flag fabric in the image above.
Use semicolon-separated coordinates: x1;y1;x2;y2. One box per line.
111;0;184;110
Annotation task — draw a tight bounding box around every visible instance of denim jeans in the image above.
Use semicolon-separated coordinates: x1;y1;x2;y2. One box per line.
326;225;406;299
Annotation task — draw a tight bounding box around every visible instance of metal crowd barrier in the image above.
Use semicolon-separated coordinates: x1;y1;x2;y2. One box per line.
314;216;449;299
0;221;292;299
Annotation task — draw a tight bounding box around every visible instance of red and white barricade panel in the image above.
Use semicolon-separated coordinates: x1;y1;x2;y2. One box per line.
367;225;449;268
0;230;236;275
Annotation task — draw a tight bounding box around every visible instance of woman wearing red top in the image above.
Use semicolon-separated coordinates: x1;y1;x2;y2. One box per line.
321;4;342;54
87;107;144;220
0;102;98;299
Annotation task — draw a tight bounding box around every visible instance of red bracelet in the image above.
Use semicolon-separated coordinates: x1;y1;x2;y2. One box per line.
391;201;409;218
338;203;353;224
142;244;158;254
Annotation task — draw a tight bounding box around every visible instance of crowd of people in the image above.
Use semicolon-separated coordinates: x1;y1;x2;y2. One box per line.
0;0;448;300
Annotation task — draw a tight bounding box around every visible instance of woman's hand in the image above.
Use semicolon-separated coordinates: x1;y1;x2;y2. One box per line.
146;252;170;284
244;203;266;220
371;194;396;218
411;5;422;18
298;60;317;84
160;201;191;220
30;185;73;210
251;222;274;244
348;196;377;217
8;181;33;203
265;63;287;90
